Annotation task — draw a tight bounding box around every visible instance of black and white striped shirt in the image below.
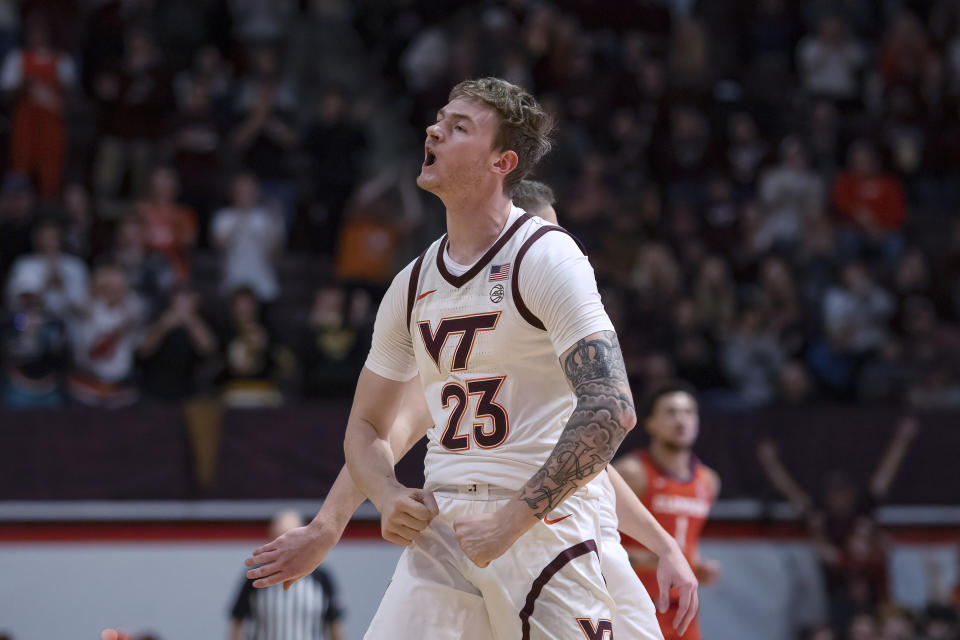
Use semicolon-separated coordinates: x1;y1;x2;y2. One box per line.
230;567;343;640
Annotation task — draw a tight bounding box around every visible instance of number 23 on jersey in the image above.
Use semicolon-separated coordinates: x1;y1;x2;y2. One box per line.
417;312;509;451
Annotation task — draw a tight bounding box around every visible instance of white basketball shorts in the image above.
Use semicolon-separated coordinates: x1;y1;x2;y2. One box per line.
365;484;615;640
595;488;664;640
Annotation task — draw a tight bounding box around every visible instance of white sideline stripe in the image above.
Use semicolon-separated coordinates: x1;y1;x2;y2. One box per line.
0;500;958;525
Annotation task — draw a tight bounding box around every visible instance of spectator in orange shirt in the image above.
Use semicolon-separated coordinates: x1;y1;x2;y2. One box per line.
832;140;906;263
335;164;421;289
0;16;75;199
137;166;197;281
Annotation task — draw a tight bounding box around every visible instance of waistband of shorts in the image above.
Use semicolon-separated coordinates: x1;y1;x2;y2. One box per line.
427;481;602;501
427;483;517;500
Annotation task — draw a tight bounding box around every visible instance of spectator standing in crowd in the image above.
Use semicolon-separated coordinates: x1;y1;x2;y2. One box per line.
334;165;421;290
303;89;367;254
211;172;284;304
66;263;145;408
5;218;88;321
1;269;66;407
754;137;825;253
92;27;174;217
107;216;175;319
797;14;867;107
0;174;38;278
721;306;786;407
228;45;297;225
230;510;344;640
823;262;895;355
300;285;372;400
167;73;226;225
136;166;198;281
137;284;217;401
757;416;920;636
901;295;960;409
723;111;769;199
0;15;75;199
809;262;895;398
692;255;737;339
832;140;907;262
756;256;804;355
217;286;282;406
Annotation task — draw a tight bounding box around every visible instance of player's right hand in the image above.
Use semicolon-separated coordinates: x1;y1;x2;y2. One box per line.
656;546;699;635
244;518;340;590
380;487;439;546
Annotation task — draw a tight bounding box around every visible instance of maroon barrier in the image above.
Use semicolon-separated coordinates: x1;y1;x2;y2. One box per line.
0;404;193;499
0;403;954;504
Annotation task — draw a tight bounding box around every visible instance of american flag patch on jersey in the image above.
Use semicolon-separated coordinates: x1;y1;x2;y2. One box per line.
489;263;510;281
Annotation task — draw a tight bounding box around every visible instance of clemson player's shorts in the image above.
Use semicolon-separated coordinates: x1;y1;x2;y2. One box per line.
364;483;615;640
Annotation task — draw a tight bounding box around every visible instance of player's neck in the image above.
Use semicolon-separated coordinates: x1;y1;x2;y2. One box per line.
442;189;513;265
649;441;694;480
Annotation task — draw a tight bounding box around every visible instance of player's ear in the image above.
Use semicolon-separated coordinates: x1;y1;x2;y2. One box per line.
492;150;519;177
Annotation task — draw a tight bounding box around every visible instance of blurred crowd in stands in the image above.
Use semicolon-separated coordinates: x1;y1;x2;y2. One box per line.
1;0;960;414
1;3;959;637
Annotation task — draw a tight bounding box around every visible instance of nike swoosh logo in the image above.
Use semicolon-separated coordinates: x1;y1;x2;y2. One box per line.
417;289;437;301
543;514;572;525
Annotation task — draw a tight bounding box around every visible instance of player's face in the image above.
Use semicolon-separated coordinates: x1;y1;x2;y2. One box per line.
646;392;699;449
417;98;503;197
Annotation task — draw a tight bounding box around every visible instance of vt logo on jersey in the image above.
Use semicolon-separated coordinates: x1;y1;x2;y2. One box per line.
576;618;613;640
417;311;500;371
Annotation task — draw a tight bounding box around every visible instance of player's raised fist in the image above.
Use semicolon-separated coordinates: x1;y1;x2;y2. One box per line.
380;487;439;546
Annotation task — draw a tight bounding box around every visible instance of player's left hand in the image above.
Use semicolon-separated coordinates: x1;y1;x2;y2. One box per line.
453;513;517;568
656;546;699;635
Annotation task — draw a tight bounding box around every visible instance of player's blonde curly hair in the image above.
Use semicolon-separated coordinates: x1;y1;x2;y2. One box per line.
449;77;554;194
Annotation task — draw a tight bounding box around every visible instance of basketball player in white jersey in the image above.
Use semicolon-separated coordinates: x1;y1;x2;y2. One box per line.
246;78;697;639
246;178;693;637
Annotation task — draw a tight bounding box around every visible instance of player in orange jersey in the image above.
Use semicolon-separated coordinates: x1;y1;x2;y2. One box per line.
613;381;720;640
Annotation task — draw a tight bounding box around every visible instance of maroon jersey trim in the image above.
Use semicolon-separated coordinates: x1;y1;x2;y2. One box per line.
406;248;429;330
511;226;587;330
519;539;599;640
435;213;534;288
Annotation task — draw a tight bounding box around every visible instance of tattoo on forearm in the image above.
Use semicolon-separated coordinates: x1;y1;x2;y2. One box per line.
519;331;636;518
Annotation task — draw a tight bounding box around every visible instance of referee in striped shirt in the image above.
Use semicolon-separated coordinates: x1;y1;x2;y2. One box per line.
230;512;344;640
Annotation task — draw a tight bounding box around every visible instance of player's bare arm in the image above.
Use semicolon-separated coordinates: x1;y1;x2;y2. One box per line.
522;331;636;515
756;438;814;513
612;450;648;496
345;367;439;548
869;415;919;498
245;378;432;589
607;464;700;633
454;330;636;567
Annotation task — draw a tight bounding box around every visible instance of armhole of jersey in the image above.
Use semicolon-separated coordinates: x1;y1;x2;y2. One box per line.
511;226;587;330
405;248;428;333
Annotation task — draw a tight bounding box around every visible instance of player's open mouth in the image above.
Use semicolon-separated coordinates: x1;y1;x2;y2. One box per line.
424;150;437;166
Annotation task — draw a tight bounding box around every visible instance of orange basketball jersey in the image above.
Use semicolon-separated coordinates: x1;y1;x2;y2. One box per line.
625;450;716;640
635;450;714;562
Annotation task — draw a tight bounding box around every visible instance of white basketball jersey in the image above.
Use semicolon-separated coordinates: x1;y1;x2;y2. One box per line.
400;206;613;490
